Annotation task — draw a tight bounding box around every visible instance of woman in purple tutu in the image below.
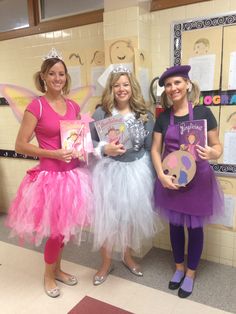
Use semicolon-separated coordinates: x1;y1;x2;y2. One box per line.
6;49;93;298
151;65;224;298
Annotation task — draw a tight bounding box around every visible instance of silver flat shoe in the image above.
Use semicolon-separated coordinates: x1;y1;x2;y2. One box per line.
55;275;78;286
122;261;143;277
93;266;114;286
44;281;60;298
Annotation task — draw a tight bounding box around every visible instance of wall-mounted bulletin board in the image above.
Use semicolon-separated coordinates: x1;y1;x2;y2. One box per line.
172;12;236;177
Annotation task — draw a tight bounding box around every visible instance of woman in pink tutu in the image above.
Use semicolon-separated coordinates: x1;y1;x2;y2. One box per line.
6;48;93;298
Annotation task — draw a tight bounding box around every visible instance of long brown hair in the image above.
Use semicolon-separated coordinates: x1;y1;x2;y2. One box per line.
34;58;71;94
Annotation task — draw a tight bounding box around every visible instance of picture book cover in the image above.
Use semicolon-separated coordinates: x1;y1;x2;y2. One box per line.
94;114;133;149
60;116;94;163
179;119;207;161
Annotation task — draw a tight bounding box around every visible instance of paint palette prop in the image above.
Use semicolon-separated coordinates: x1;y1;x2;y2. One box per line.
162;150;196;186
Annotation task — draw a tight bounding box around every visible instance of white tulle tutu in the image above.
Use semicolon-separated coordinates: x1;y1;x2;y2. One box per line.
92;153;159;256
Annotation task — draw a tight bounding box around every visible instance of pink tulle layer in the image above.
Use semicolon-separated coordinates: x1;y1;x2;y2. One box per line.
6;166;93;246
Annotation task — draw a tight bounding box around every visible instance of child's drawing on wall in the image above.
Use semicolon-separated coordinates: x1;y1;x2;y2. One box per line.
227;111;236;131
109;40;134;64
90;50;105;66
193;38;210;55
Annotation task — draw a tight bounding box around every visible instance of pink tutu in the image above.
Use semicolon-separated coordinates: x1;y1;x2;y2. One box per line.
6;166;93;246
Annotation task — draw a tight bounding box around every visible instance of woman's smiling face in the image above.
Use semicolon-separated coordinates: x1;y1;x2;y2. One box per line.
113;74;132;108
164;76;189;104
43;61;66;93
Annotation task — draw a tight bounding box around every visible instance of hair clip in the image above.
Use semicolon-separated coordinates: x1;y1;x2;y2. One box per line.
112;64;131;74
43;48;63;60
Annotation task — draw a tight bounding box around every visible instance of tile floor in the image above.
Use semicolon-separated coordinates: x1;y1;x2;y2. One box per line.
0;240;233;314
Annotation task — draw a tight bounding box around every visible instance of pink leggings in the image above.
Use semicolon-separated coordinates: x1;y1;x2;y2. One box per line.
44;235;64;264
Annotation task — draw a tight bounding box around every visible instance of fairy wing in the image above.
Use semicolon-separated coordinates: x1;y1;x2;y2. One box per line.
69;85;95;113
0;83;95;121
0;84;37;122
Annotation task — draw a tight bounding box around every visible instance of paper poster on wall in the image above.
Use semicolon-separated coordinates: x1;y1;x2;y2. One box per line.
68;66;81;89
91;66;105;96
138;68;150;101
210;194;235;228
219;106;236;164
219;177;236;194
221;25;236;90
228;51;236;90
133;49;151;102
189;55;215;91
181;28;222;91
223;132;236;164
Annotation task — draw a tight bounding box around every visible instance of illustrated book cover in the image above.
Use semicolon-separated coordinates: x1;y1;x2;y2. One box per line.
60;115;94;163
94;114;133;149
179;119;207;161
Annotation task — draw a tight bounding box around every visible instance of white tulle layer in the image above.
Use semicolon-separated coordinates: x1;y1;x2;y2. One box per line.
91;153;160;256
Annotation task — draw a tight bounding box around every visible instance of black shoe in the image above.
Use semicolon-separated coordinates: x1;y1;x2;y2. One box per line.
178;287;192;298
168;273;185;290
168;280;182;290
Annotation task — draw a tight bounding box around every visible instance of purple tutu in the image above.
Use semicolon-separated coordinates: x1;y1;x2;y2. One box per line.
154;102;225;228
154;167;224;228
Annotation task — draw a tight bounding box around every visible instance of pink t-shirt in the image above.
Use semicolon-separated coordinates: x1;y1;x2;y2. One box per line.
27;96;80;172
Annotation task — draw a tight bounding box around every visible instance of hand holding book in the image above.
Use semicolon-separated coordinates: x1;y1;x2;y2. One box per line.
196;144;219;160
60;113;94;164
103;140;126;157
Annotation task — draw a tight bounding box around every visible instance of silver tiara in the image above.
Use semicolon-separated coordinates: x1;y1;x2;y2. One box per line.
43;48;63;60
112;64;131;74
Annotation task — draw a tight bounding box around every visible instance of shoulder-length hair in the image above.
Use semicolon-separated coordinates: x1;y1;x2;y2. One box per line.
101;72;148;117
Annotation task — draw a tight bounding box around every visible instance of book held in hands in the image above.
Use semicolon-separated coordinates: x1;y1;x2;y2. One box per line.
94;114;133;149
60;115;94;163
179;119;207;161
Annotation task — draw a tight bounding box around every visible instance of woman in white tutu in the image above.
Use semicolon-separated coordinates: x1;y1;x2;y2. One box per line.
90;65;158;285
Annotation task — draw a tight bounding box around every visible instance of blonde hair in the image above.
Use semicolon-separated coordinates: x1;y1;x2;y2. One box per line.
101;72;148;117
34;58;71;94
160;79;200;109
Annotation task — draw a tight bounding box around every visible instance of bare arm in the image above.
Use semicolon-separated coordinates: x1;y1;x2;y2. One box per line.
15;111;73;162
196;127;222;161
151;132;164;177
151;132;179;190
